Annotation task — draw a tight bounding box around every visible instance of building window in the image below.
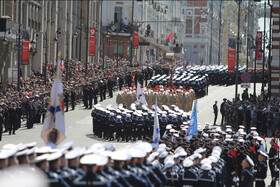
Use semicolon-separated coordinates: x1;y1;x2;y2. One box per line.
114;6;122;24
113;44;123;56
194;45;197;48
201;45;204;48
200;25;206;34
186;19;192;34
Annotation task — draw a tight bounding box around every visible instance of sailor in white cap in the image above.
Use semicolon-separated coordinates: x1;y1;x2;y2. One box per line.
254;151;268;186
239;155;254;186
163;158;179;187
65;150;84;179
181;159;198;186
111;151;146;186
198;163;215;185
73;154;108;186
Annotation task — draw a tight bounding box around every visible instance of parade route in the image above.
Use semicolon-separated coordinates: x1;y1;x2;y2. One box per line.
0;83;274;184
0;83;262;147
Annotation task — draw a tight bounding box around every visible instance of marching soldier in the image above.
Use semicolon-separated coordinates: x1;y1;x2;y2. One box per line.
88;85;93;109
239;155;254;187
213;100;218;126
93;83;98;105
64;89;69;112
269;138;278;186
255;151;268;187
0;104;4;141
220;98;227;125
198;164;215;186
107;77;114;98
71;89;76;110
82;85;89;109
180;159;198;186
124;114;133;142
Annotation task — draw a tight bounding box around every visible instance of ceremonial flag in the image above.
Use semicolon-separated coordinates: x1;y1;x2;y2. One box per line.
41;57;66;146
167;32;173;40
136;81;148;105
152;96;160;149
185;100;198;141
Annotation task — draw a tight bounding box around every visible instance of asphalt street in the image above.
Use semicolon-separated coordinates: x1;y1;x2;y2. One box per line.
0;84;262;148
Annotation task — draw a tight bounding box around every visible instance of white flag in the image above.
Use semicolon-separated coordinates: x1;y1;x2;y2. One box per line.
152;96;160;149
136;81;148;105
41;59;66;145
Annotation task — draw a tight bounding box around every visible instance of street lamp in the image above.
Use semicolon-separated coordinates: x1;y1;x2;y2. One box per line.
235;0;242;102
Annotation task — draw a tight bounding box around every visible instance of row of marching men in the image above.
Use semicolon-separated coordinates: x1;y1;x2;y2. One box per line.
91;102;191;142
0;141;169;187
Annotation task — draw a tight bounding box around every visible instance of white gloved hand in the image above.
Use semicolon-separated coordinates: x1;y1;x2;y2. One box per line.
274;156;278;159
252;169;257;174
233;176;239;182
275;167;279;172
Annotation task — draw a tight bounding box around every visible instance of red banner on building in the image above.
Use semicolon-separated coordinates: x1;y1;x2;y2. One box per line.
89;27;96;56
133;32;139;49
21;41;29;65
256;31;262;60
228;48;235;73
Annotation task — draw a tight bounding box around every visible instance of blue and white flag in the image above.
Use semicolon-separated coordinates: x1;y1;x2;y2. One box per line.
185;100;198;141
136;81;148;105
152;96;160;149
41;57;66;145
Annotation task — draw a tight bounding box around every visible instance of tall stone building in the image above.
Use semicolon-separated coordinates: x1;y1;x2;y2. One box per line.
0;0;100;83
182;0;223;65
271;0;280;98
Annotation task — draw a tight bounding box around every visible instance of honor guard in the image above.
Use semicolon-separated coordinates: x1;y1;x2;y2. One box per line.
180;159;198;186
255;151;268;187
198;163;215;186
239;155;254;187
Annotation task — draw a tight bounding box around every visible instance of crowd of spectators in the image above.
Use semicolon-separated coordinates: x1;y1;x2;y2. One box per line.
0;57;166;140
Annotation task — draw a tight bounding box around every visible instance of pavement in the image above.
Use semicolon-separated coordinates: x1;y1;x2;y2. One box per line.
0;83;263;148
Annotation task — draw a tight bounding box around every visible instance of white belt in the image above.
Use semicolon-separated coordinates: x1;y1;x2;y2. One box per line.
255;178;264;181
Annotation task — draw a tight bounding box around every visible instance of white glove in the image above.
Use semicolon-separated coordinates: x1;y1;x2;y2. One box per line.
275;167;279;172
252;169;257;174
274;156;278;159
233;176;239;183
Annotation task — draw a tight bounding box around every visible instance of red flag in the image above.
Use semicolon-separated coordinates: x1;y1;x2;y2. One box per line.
230;150;236;157
132;75;135;83
167;32;173;40
262;136;265;140
273;144;279;151
60;62;65;70
275;130;278;135
250;146;256;152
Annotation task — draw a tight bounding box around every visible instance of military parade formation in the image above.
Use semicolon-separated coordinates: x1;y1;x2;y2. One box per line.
0;119;279;186
0;55;276;186
116;86;196;111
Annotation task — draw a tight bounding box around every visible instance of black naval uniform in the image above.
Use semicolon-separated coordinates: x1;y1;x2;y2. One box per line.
64;91;69;112
255;160;267;187
88;87;93;109
180;168;198;186
239;167;253;187
213;102;218;126
71;90;76;110
0;110;4;141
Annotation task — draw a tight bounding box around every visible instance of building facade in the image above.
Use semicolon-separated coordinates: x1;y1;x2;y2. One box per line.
0;0;100;83
182;0;222;65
